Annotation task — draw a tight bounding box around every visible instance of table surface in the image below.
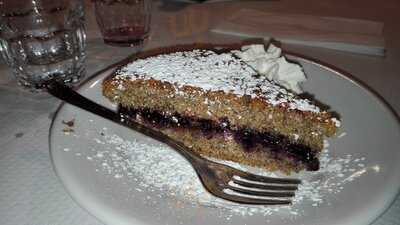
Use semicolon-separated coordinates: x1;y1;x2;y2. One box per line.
0;0;399;225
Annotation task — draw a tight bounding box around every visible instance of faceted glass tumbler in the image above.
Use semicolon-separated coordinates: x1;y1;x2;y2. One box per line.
0;0;86;92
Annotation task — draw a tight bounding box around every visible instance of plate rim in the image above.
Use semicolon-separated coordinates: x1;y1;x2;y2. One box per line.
48;47;400;225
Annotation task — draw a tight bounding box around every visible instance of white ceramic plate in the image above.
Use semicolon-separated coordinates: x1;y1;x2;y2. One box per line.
49;54;400;225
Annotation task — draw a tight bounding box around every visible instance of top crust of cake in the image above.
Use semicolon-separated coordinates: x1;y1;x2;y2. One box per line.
112;49;322;113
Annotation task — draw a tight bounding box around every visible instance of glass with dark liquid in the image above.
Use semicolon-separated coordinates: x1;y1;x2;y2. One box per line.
94;0;152;47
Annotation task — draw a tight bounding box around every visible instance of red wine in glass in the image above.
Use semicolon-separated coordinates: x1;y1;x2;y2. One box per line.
103;25;149;47
93;0;152;47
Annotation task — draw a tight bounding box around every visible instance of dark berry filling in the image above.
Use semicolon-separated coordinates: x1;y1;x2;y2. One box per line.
119;106;319;171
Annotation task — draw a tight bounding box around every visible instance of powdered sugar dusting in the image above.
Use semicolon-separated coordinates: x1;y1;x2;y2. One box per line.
114;49;321;113
69;128;367;220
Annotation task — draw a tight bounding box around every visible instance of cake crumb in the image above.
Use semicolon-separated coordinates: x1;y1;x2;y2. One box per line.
62;127;74;134
62;119;75;127
62;118;75;134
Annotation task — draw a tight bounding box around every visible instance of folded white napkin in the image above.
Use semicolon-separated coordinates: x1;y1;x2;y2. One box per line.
212;9;385;56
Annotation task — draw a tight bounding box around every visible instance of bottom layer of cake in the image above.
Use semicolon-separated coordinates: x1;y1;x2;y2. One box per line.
119;106;320;173
161;128;306;173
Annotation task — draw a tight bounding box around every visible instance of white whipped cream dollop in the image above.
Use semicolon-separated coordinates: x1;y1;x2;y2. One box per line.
234;44;306;93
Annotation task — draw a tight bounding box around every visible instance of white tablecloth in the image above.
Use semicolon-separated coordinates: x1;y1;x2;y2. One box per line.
0;37;399;225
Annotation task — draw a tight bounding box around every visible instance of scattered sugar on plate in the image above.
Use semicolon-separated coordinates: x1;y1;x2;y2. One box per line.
338;132;347;138
65;129;368;221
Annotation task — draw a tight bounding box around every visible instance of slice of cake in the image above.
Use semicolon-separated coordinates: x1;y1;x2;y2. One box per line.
102;43;340;174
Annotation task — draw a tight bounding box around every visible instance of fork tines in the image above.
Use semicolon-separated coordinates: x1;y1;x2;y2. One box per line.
222;174;301;205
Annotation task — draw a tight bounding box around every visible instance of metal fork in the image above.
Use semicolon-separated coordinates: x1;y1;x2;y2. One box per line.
46;81;301;205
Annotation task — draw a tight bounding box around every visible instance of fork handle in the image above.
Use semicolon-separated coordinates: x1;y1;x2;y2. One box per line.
46;80;206;165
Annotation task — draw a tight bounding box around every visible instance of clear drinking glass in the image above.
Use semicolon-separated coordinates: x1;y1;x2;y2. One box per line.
0;0;86;92
94;0;152;47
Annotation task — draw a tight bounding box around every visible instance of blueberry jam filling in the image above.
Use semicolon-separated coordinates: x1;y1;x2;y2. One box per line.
119;106;320;171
